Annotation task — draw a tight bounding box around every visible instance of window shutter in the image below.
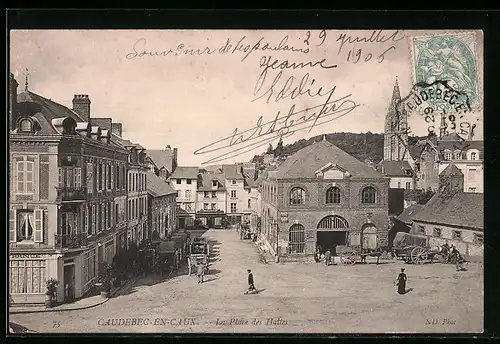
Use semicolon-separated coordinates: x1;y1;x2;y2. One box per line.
111;165;114;190
85;206;89;234
111;203;114;227
58;167;63;187
34;209;44;242
92;205;96;234
75;168;82;188
9;209;16;242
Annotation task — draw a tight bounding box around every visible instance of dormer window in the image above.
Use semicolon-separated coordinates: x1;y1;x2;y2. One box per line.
212;180;218;187
470;152;477;160
453;151;461;160
19;118;34;133
231;180;237;185
444;150;452;160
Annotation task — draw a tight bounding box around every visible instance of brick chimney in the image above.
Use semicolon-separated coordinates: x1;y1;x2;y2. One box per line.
72;94;91;121
9;73;19;130
173;148;178;171
111;123;123;137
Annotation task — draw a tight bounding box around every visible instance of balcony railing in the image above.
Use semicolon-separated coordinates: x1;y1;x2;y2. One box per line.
56;187;86;202
55;233;87;249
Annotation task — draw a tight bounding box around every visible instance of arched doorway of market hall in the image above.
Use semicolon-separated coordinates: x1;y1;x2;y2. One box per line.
361;224;378;251
316;215;349;256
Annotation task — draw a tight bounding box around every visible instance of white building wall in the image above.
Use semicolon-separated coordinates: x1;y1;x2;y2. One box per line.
389;176;414;189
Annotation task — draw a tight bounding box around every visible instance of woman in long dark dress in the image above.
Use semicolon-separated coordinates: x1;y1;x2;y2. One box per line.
395;268;407;294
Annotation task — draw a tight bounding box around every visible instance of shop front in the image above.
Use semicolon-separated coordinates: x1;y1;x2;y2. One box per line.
9;252;61;305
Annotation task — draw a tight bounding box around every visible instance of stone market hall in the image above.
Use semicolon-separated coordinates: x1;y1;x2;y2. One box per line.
260;137;390;262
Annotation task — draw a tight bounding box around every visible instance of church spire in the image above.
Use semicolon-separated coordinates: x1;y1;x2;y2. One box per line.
23;68;30;91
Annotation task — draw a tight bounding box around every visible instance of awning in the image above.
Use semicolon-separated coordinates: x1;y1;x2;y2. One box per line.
158;241;176;254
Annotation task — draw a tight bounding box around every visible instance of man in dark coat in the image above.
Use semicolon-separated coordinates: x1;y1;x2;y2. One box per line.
247;269;255;291
324;249;332;266
395;268;407;294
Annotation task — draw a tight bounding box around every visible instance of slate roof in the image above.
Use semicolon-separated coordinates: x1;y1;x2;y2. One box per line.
274;139;385;179
197;173;226;192
396;204;425;225
222;164;244;180
147;150;175;173
15;91;84;135
170;166;199;179
440;163;463;176
409;139;484;160
147;170;177;197
377;160;413;176
413;192;484;230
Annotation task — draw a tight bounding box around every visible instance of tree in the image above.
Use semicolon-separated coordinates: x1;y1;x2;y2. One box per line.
266;143;273;154
275;137;284;157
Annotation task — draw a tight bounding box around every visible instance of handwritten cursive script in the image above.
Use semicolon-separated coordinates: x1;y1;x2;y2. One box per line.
253;55;337;103
194;88;359;164
336;30;405;55
126;36;310;61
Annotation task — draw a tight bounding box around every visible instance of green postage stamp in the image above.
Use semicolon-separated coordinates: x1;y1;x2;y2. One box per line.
410;32;481;109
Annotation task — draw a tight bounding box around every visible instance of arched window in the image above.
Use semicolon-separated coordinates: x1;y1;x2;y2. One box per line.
289;224;305;253
444;150;452;160
470;152;477;160
453;150;461;160
289;187;306;205
326;187;341;204
361;186;376;204
317;215;349;230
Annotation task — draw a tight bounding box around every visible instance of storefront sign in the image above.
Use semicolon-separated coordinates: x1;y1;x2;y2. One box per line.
11;254;42;259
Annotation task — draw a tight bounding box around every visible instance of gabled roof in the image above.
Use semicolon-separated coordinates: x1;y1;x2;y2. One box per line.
147;149;175;173
170;166;199;179
198;173;226;192
396;204;425;225
377;160;413;176
413;192;483;230
274;139;384;179
147;170;177;197
440;163;463;176
222;164;244;180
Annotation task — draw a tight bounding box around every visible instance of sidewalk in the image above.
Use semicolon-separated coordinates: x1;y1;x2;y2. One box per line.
9;276;139;314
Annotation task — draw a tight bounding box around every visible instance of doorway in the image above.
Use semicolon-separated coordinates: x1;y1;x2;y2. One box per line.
317;231;348;256
63;264;75;302
207;217;215;229
178;217;185;229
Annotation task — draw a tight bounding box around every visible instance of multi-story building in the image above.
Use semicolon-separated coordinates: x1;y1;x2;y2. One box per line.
411;163;483;260
9;75;129;304
223;165;246;226
146;145;178;181
147;170;177;239
376;160;415;190
410;134;483;193
196;173;227;228
112;135;149;245
260;138;390;262
169;166;199;229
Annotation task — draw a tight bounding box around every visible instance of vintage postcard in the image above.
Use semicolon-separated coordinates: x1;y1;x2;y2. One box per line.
8;29;483;334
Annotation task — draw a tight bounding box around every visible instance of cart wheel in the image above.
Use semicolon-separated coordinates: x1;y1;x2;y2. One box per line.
340;251;357;265
411;246;428;265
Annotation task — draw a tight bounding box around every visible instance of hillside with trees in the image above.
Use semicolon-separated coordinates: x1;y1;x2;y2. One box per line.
251;132;426;165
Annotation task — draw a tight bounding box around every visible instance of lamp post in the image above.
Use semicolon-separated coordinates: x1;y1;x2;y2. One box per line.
273;218;280;263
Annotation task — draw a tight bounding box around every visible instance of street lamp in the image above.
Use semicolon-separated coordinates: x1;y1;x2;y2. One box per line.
273;218;280;263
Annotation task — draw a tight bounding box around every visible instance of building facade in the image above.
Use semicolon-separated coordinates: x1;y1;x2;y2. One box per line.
223;165;246;225
377;160;415;190
260;139;390;261
147;170;177;239
169;166;199;228
196;173;227;228
9;78;129;304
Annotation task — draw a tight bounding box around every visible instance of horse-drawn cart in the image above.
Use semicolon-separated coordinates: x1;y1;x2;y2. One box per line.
336;245;388;265
392;232;441;264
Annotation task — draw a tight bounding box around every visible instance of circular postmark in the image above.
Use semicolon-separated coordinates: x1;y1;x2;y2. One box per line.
397;80;476;139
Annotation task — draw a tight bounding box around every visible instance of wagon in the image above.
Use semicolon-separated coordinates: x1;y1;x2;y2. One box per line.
336;245;388;265
391;232;441;264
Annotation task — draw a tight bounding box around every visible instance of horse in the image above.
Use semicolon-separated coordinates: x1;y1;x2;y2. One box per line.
360;246;392;264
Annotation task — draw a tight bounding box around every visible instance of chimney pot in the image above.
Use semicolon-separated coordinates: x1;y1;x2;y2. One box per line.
72;94;91;121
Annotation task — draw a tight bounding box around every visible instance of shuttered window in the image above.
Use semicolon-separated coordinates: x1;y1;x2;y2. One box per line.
34;209;43;242
16;159;34;194
9;209;16;242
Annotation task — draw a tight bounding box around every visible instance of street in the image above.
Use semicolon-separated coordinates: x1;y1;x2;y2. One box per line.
10;229;483;333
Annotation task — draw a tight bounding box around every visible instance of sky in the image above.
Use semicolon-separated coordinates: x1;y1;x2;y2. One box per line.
10;30;483;167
